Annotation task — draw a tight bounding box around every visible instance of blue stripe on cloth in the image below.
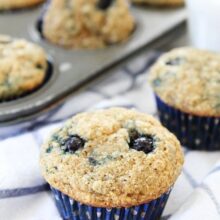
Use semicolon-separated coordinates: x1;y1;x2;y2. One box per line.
94;104;136;110
200;183;220;216
123;51;161;76
122;52;161;93
207;166;220;176
0;184;49;199
0;119;61;141
88;88;112;99
182;168;198;188
32;131;43;146
0;105;64;141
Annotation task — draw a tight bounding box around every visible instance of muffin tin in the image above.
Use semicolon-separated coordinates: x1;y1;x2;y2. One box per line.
0;4;186;125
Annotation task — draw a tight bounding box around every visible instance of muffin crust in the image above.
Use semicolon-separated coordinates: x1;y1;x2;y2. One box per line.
42;0;135;49
149;47;220;117
0;0;44;10
0;35;47;100
40;108;184;207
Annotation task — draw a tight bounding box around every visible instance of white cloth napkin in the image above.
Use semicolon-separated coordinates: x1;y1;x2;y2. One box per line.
0;51;220;220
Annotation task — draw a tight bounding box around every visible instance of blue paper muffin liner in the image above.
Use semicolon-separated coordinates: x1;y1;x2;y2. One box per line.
50;187;171;220
155;95;220;151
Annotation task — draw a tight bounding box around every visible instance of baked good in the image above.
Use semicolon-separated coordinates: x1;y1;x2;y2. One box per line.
41;0;135;49
0;35;47;100
40;107;184;219
0;0;44;10
149;47;220;150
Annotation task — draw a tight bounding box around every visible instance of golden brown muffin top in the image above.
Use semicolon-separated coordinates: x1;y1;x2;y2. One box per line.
0;35;47;100
42;0;135;48
40;107;184;208
149;47;220;117
0;0;44;9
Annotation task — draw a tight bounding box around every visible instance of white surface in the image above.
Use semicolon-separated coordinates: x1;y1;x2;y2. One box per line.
186;0;220;52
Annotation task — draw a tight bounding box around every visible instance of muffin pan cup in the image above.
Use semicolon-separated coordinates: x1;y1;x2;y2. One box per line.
51;186;171;220
155;95;220;151
0;4;186;125
0;60;53;103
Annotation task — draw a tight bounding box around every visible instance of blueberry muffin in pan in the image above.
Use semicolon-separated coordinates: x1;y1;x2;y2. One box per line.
40;107;184;220
132;0;184;6
41;0;135;49
0;0;44;10
149;47;220;150
0;35;47;101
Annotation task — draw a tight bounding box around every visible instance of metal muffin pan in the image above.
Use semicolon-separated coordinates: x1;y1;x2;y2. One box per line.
0;4;186;124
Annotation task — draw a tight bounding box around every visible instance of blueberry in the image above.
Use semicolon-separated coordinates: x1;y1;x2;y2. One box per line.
63;135;85;153
166;57;184;66
88;157;99;166
36;63;43;69
132;135;154;153
129;129;155;154
46;146;53;153
152;78;162;87
97;0;113;10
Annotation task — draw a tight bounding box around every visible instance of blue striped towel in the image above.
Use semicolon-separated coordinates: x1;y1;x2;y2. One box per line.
0;51;220;220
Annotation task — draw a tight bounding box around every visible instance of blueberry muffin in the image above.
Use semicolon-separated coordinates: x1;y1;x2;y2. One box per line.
40;107;184;219
41;0;135;49
0;0;44;10
0;35;47;101
149;47;220;150
132;0;184;6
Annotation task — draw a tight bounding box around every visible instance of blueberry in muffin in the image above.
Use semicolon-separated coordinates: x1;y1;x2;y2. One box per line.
0;35;48;101
149;47;220;150
40;0;135;49
40;107;184;219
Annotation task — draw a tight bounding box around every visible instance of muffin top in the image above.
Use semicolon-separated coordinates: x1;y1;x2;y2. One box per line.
149;47;220;117
0;0;44;9
0;35;47;100
40;107;183;208
42;0;135;49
